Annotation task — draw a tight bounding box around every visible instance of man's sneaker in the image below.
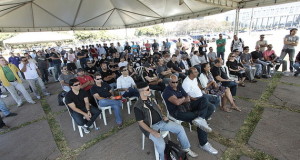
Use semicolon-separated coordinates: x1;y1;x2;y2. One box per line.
192;117;212;133
5;113;17;117
28;101;36;104
89;125;94;129
0;95;7;98
44;92;51;96
294;72;299;77
82;125;90;134
200;142;218;155
36;96;41;99
182;148;198;158
17;102;24;107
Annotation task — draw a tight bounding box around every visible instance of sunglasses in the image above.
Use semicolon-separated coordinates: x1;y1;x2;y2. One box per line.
95;78;102;80
171;81;178;84
231;56;236;57
73;83;81;86
144;88;150;91
122;69;127;72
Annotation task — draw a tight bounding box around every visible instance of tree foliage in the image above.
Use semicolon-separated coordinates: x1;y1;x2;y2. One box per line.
74;30;114;42
135;25;165;37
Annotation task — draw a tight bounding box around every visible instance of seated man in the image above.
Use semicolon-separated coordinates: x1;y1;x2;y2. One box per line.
76;68;97;107
65;78;101;133
211;58;238;97
251;46;273;78
84;60;97;77
240;46;260;81
181;68;218;154
91;73;123;128
59;66;76;92
167;55;186;79
100;62;117;89
134;82;198;159
156;58;173;84
116;66;139;98
293;51;300;76
143;66;165;92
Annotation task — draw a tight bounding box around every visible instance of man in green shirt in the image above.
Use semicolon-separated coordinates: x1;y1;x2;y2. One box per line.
0;57;35;107
216;34;226;61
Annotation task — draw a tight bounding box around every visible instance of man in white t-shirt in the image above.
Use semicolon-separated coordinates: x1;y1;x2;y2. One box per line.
190;51;201;73
116;66;139;98
231;35;244;53
19;57;50;99
182;67;218;154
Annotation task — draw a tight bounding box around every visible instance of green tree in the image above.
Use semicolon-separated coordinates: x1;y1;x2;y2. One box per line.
135;25;165;37
74;30;114;42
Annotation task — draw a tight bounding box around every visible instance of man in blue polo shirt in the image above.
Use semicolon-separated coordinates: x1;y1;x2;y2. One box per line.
163;74;218;155
8;52;20;67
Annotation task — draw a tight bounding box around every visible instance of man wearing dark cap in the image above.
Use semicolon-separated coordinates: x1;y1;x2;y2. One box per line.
134;82;198;160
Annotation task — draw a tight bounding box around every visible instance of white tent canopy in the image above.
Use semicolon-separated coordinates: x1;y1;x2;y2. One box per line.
3;32;74;45
0;0;298;32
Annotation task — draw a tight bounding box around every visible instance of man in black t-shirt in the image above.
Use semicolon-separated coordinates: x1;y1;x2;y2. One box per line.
65;78;101;134
77;48;87;69
134;82;198;159
100;63;116;89
211;58;238;96
84;61;97;76
167;55;186;79
251;46;273;78
90;73;123;127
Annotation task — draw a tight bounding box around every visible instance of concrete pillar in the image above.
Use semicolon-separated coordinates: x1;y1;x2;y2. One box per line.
234;8;240;35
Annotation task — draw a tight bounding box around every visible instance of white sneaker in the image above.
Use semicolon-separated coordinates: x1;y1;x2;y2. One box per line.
0;95;7;98
89;125;94;129
36;96;41;99
182;148;198;158
17;102;24;107
192;117;212;133
28;101;36;104
200;142;218;155
82;125;90;134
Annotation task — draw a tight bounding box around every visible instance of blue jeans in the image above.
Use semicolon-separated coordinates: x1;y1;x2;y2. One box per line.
203;94;220;110
98;99;122;124
53;63;62;80
70;106;101;127
293;62;300;73
150;121;191;160
221;81;237;96
0;99;11;116
122;87;140;98
217;52;224;60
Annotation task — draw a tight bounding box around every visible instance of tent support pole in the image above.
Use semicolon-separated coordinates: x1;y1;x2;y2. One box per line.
234;8;240;36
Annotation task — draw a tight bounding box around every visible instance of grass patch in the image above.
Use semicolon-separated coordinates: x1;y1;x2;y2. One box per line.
40;99;71;155
280;81;300;87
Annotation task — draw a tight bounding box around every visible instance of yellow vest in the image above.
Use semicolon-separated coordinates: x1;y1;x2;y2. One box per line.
0;64;22;87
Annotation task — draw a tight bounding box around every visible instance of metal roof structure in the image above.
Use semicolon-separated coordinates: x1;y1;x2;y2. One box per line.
0;0;298;32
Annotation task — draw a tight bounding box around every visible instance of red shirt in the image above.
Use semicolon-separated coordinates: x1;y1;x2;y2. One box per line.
145;43;151;51
77;75;94;91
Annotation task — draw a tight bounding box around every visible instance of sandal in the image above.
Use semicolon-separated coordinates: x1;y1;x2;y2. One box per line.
230;107;242;112
220;106;232;113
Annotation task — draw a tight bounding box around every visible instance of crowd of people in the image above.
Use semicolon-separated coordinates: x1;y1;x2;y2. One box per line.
0;28;299;160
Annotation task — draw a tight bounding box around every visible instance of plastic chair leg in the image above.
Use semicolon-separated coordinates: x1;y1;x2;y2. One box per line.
102;110;107;125
72;119;76;131
142;134;145;150
78;126;83;137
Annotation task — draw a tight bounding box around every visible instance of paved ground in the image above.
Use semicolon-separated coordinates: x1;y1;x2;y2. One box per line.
0;74;299;160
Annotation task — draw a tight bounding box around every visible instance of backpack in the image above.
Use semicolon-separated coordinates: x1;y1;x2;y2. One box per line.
164;140;188;160
58;91;67;106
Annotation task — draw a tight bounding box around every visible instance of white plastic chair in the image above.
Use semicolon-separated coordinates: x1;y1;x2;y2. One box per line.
94;97;112;125
161;94;192;132
222;65;238;81
62;98;97;137
115;89;138;114
142;131;170;160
